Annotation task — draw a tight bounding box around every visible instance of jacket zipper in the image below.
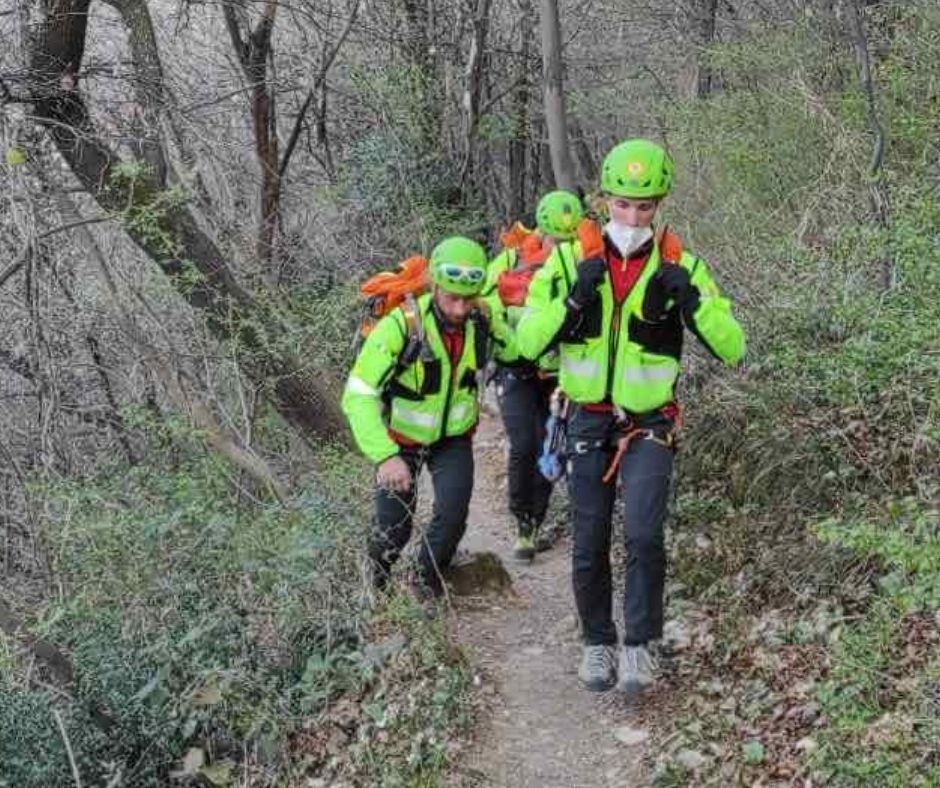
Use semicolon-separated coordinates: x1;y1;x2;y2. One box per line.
607;301;622;398
606;256;626;399
439;362;455;442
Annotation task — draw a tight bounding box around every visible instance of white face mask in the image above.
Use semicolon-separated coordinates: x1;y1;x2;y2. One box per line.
604;221;653;258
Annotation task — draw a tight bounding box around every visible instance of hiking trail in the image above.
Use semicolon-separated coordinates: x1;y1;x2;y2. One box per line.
445;411;652;788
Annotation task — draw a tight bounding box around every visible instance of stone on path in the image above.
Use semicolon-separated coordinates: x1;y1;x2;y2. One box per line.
613;725;649;746
444;550;514;596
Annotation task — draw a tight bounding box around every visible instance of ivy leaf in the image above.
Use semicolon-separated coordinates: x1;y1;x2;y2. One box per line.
742;739;765;764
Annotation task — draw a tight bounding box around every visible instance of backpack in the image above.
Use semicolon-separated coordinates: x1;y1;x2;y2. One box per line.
495;230;552;307
352;255;429;357
352;255;490;372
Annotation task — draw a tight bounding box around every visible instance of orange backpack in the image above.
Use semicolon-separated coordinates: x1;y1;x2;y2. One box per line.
353;255;429;354
496;229;553;307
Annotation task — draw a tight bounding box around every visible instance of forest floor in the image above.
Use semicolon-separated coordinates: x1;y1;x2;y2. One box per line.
443;412;652;788
438;410;846;788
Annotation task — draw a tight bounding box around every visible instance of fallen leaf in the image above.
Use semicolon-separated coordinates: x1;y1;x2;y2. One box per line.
182;747;204;775
192;684;223;706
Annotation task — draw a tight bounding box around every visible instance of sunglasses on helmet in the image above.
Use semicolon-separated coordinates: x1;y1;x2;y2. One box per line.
439;264;484;284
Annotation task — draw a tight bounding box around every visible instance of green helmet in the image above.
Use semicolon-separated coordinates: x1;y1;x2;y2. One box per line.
535;190;584;240
429;236;488;296
601;139;674;198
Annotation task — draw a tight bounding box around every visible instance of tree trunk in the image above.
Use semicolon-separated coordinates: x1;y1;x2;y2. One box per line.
568;115;597;187
396;0;438;151
102;0;167;182
29;0;348;446
538;0;576;190
696;0;719;98
842;0;891;290
223;0;281;263
508;0;534;218
459;0;493;188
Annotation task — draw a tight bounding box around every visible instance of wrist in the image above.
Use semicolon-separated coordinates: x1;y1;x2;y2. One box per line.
679;286;701;315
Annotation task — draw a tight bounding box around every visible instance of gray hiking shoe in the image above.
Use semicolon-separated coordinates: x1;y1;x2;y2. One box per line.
617;644;658;694
578;645;616;692
513;534;536;561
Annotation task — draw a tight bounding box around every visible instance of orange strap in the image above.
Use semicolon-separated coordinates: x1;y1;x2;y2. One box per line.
577;218;605;260
602;427;676;484
655;225;683;265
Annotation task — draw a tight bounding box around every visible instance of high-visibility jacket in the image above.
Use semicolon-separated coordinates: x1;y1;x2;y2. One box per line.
517;237;745;413
481;244;579;373
342;293;498;463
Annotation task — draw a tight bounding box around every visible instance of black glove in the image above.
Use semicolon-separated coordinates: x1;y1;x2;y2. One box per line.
568;257;607;308
644;265;698;321
657;265;692;303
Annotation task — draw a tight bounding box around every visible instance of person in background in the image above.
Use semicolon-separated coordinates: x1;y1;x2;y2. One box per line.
481;191;584;559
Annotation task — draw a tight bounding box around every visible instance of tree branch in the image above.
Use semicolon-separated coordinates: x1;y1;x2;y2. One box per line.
149;358;287;502
0;597;115;732
0;215;112;290
279;0;360;178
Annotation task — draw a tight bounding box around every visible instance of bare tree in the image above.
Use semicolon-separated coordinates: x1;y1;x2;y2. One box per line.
25;0;349;445
508;0;535;218
538;0;576;190
223;0;282;262
459;0;493;187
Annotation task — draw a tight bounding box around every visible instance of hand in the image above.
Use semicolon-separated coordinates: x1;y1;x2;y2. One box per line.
656;265;692;303
568;257;607;308
644;265;695;321
376;455;412;494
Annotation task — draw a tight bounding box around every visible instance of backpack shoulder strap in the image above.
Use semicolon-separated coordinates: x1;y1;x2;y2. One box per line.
655;224;684;266
471;307;490;370
402;292;424;344
558;243;577;290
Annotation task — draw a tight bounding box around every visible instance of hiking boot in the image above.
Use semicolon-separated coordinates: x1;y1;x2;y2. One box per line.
617;644;658;694
578;645;616;692
513;534;536;561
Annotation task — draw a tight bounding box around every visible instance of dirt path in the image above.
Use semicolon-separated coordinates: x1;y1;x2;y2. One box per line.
446;412;651;788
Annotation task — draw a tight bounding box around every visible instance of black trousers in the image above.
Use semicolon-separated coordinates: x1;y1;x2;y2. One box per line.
494;366;555;533
368;435;474;593
565;407;675;646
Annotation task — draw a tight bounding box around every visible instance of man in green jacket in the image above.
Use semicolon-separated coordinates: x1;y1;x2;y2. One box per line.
481;191;584;559
518;139;746;693
342;237;496;600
